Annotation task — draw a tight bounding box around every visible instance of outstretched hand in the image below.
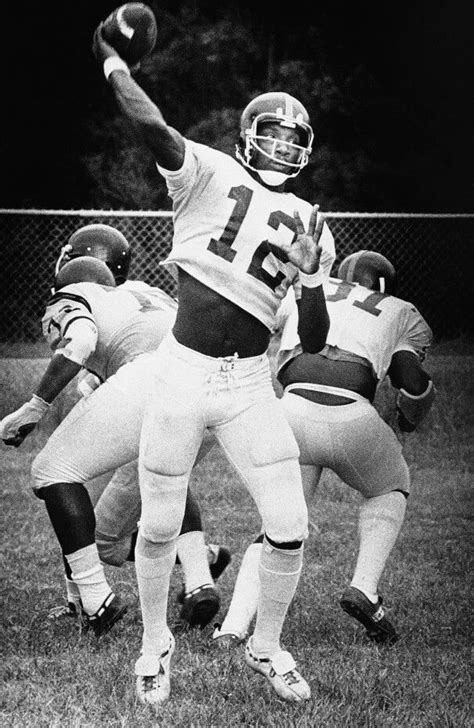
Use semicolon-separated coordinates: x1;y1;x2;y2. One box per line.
92;22;120;65
278;205;326;274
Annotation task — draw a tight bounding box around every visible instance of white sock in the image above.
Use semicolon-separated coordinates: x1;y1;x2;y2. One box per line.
252;538;303;658
176;531;213;593
135;534;176;657
351;491;407;601
65;543;111;615
220;542;262;637
64;576;81;609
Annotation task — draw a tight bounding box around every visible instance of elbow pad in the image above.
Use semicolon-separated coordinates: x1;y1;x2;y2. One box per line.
58;318;98;366
396;380;435;430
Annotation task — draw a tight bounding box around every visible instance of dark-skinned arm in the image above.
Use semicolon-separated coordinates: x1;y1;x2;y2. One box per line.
297;285;330;353
92;24;185;170
388;350;434;432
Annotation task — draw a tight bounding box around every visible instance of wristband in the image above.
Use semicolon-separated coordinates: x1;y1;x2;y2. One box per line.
299;269;324;288
31;394;51;413
103;56;131;81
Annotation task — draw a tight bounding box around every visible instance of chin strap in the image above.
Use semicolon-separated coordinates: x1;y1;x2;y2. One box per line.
255;169;291;186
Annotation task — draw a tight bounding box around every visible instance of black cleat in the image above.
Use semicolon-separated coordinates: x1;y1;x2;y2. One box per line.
209;545;231;581
340;586;398;645
85;593;128;638
179;584;220;629
177;545;231;605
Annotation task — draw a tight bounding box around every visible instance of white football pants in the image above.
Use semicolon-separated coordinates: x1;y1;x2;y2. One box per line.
138;333;308;545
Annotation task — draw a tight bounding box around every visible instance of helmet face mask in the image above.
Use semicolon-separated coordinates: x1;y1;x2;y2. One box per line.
338;250;397;295
54;224;131;285
236;92;313;184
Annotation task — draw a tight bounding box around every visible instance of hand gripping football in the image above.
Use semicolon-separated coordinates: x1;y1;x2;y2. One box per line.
103;3;157;66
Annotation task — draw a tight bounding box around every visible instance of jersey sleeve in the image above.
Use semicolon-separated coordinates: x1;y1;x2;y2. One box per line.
42;288;98;365
393;304;433;361
156;139;222;195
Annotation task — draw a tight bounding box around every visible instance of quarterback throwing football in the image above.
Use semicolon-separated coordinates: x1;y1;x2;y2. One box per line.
93;20;335;707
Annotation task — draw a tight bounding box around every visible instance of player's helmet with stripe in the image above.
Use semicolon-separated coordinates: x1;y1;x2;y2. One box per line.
55;224;131;285
236;91;313;181
54;256;116;290
338;250;397;294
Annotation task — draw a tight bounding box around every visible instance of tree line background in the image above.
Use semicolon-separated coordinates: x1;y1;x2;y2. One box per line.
1;0;472;213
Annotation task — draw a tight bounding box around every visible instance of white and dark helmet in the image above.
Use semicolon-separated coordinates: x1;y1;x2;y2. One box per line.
338;250;396;294
54;256;116;290
236;91;313;185
55;224;131;285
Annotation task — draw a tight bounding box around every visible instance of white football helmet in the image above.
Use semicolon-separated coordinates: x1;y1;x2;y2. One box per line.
236;91;314;185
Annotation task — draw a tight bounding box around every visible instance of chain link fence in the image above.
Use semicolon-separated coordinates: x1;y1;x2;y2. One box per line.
1;210;472;342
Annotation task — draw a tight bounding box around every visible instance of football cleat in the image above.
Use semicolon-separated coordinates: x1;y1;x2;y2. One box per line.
244;637;311;702
340;586;399;645
212;623;246;649
179;583;220;629
208;544;232;581
176;545;231;605
85;592;128;638
135;635;176;708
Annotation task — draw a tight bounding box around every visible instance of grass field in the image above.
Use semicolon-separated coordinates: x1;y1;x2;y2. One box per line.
0;348;472;727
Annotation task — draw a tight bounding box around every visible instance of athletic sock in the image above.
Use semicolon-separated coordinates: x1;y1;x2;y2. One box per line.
219;541;261;637
252;537;303;658
64;575;82;610
176;530;213;593
135;534;176;657
65;543;111;615
351;491;407;600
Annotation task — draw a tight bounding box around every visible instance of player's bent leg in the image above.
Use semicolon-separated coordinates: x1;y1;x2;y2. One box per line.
341;490;407;645
176;488;220;629
35;482;127;634
32;360;151;489
322;408;410;644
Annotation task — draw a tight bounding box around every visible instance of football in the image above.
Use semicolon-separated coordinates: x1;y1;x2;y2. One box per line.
102;3;157;66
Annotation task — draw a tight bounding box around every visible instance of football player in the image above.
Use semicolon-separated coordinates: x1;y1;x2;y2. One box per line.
0;228;228;636
93;22;336;707
213;251;435;647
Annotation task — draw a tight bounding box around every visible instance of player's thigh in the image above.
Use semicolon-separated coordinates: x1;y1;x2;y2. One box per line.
214;397;307;542
280;393;333;466
332;408;410;497
32;366;148;488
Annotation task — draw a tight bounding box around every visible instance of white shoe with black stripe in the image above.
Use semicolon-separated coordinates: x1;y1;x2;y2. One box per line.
135;634;176;708
244;637;311;702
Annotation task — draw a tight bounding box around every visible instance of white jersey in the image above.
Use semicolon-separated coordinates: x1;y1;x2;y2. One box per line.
42;281;177;381
158;140;335;330
276;278;433;380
